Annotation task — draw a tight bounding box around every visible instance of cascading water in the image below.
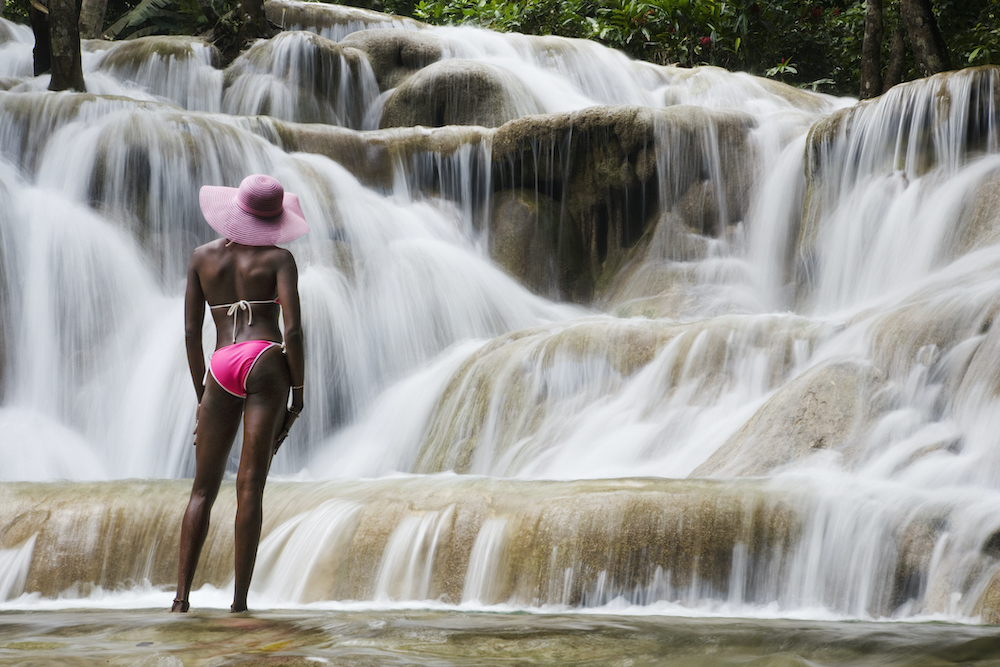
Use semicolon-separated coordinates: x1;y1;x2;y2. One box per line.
2;1;1000;628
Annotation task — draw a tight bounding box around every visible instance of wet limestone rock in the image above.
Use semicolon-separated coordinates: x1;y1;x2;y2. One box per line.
380;59;541;129
413;319;681;475
340;28;443;91
224;31;366;124
491;105;753;303
490;190;582;297
954;313;1000;405
95;35;220;72
272;120;492;190
694;361;885;477
976;565;1000;624
953;171;1000;256
800;67;1000;291
0;19;15;44
265;0;424;35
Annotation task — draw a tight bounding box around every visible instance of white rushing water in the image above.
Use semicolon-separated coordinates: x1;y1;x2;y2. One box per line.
1;9;1000;621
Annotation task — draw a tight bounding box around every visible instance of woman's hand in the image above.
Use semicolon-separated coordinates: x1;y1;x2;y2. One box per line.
273;409;299;454
273;386;304;455
192;403;201;444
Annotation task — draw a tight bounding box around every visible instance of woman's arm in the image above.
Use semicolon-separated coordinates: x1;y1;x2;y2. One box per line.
275;250;303;450
184;251;207;403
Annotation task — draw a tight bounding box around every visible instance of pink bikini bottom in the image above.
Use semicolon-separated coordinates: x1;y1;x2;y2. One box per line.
210;340;280;398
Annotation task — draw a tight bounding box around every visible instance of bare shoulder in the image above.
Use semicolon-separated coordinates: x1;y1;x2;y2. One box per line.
264;246;298;271
190;239;227;266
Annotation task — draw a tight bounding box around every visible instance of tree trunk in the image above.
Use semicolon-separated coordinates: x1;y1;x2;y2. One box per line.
29;2;52;75
860;0;883;99
882;20;907;93
900;0;951;77
78;0;107;39
47;0;86;91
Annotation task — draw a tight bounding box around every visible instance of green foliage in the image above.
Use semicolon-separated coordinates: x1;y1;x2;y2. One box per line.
937;0;1000;66
2;0;31;24
2;0;998;95
406;0;1000;96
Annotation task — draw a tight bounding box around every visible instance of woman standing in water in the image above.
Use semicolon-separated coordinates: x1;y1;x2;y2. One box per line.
172;174;307;613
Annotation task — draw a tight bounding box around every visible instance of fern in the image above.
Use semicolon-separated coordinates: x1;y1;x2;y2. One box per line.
103;0;174;39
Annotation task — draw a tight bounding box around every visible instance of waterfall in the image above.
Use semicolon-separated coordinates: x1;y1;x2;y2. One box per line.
2;4;1000;622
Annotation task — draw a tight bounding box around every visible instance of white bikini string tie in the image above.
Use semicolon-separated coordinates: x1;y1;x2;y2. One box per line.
226;300;253;343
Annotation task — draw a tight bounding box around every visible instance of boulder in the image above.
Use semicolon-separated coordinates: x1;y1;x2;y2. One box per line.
224;31;368;125
380;59;541;129
976;554;1000;624
340;28;443;91
952;171;1000;256
492;105;753;302
694;361;885;477
94;35;220;72
488;189;564;297
265;0;424;37
800;67;1000;294
272;120;491;190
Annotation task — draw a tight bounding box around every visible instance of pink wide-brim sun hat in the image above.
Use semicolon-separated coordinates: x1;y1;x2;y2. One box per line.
200;174;309;246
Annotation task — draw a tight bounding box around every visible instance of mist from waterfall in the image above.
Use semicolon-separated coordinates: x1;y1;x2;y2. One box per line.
2;8;1000;622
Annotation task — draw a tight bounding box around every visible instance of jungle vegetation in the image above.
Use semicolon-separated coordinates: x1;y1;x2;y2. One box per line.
1;0;997;97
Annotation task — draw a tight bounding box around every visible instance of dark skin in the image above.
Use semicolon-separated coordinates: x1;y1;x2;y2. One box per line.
172;238;305;613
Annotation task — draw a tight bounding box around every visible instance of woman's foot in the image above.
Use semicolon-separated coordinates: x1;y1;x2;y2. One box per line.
171;598;190;613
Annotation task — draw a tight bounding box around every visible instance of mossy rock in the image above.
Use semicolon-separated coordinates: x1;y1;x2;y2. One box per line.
380;59;541;129
95;35;220;72
264;0;423;36
489;189;561;297
340;28;443;91
226;31;341;98
272;120;491;190
492;104;754;303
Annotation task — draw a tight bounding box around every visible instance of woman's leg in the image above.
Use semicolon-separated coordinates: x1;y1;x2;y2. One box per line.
231;346;290;612
172;376;243;612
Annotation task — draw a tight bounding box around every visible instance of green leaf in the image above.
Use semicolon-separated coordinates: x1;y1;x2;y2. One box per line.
104;0;173;38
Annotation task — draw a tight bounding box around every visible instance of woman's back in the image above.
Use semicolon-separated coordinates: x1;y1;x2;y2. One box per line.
191;238;296;349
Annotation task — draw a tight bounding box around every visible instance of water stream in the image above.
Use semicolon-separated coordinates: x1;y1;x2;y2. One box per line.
1;3;1000;632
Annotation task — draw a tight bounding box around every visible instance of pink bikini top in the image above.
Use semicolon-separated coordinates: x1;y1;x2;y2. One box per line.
210;298;280;343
